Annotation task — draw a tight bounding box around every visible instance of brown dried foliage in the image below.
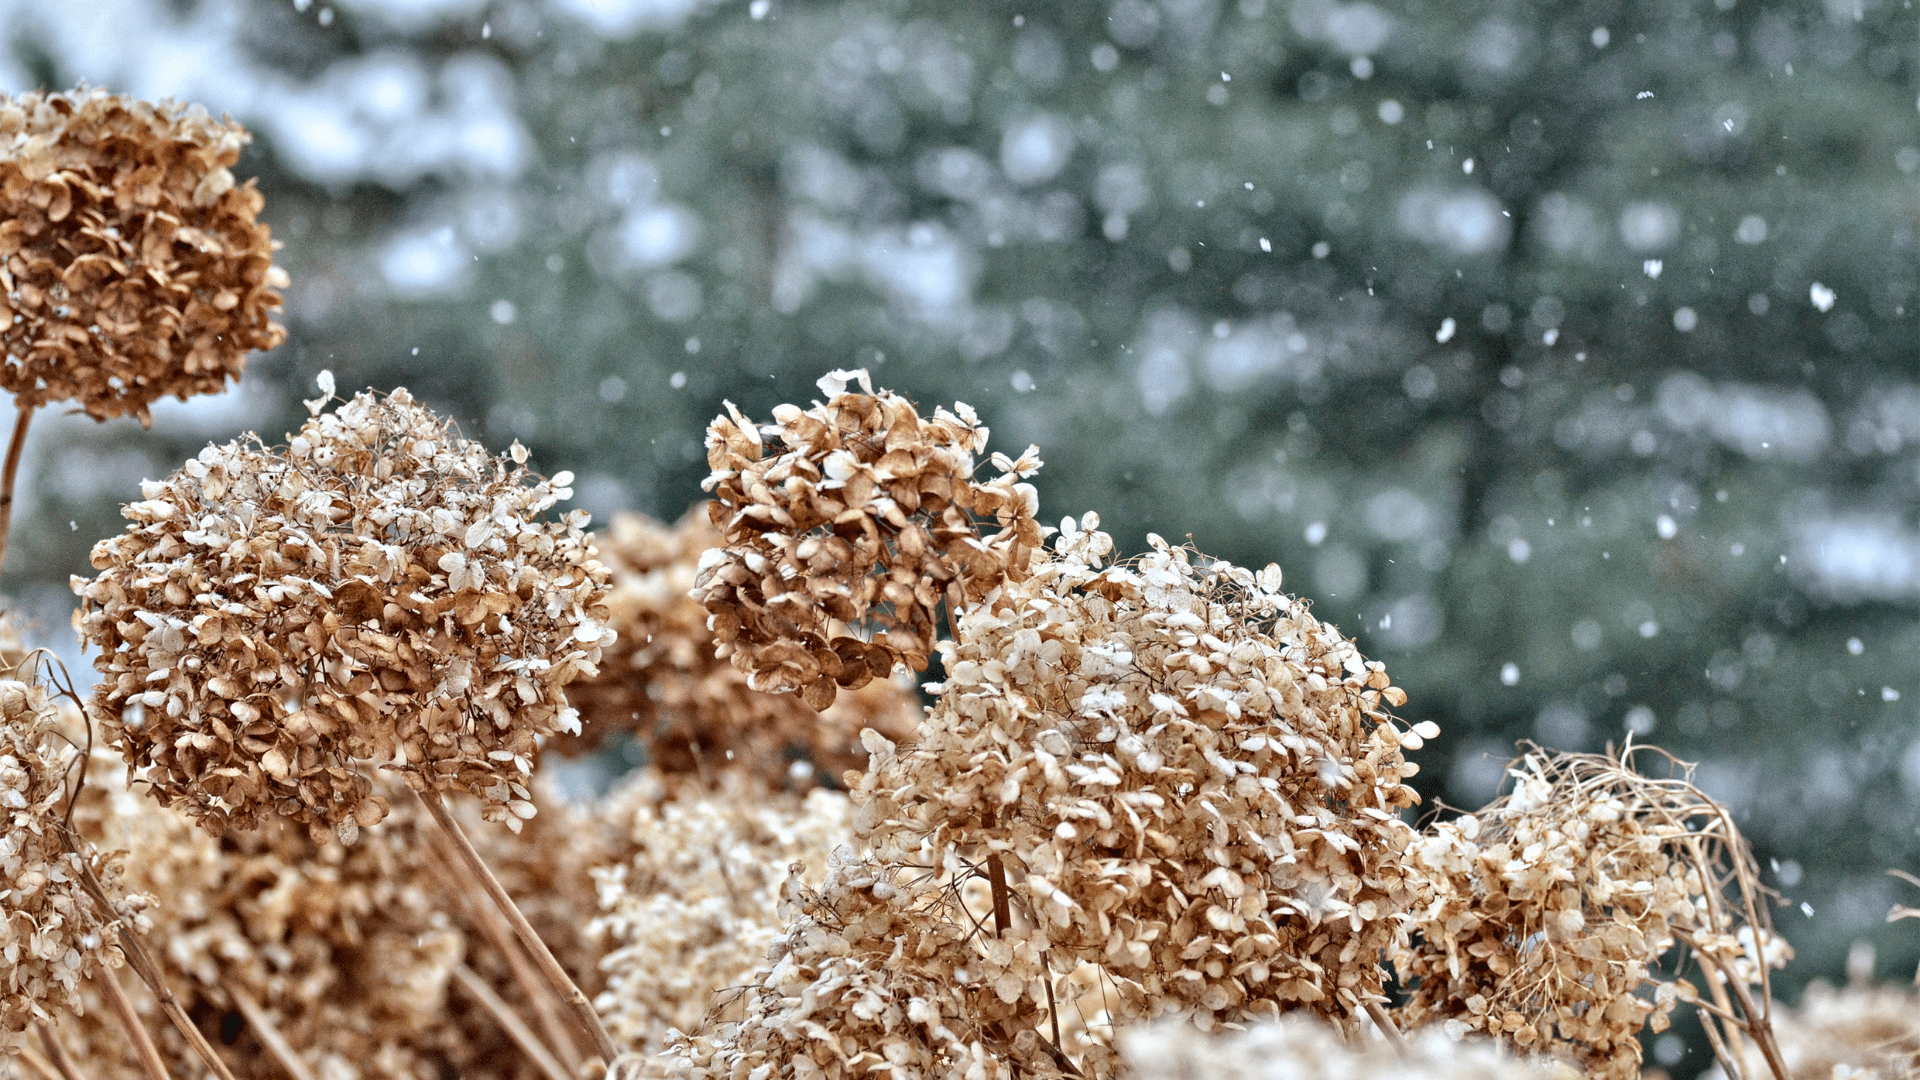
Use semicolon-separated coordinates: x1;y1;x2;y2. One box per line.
73;385;613;842
679;517;1427;1079
696;369;1044;710
563;509;923;785
1394;746;1789;1080
1726;978;1920;1080
0;674;143;1053
67;761;468;1080
0;89;285;424
588;767;854;1053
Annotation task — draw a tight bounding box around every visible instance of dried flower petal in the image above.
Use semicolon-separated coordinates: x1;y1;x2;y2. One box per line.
564;509;923;785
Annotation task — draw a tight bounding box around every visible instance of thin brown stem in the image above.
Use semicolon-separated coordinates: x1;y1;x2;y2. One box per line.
984;853;1012;938
64;841;236;1080
35;1025;82;1080
96;963;172;1080
1361;1000;1405;1054
225;983;316;1080
451;962;574;1080
416;788;620;1064
14;1041;65;1080
422;837;583;1073
0;401;32;584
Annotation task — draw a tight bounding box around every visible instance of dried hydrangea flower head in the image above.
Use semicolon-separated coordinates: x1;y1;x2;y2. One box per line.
1119;1015;1577;1080
73;378;613;842
667;850;1026;1080
851;518;1425;1054
70;762;465;1080
0;671;146;1051
0;89;285;424
696;369;1045;710
1394;746;1789;1080
566;508;923;785
589;768;854;1052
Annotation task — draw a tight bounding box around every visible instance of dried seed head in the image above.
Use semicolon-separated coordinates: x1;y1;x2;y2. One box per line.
564;509;924;785
73;386;614;839
1394;747;1788;1080
1119;1015;1576;1080
0;89;285;425
589;768;854;1052
0;673;138;1050
853;521;1424;1035
695;369;1046;711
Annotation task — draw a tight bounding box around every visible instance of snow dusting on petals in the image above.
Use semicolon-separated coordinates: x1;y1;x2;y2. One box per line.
73;387;613;841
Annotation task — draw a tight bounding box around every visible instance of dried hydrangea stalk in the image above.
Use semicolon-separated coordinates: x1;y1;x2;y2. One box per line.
1394;745;1790;1080
565;508;923;785
1118;1014;1578;1080
696;368;1044;710
1722;976;1920;1080
74;379;613;841
0;674;145;1052
854;520;1425;1043
0;89;285;423
588;768;854;1053
72;760;466;1080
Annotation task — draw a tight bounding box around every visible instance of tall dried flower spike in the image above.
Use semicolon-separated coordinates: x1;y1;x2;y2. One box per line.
0;669;145;1051
1394;745;1790;1080
0;88;286;424
565;508;923;785
695;368;1046;710
73;383;613;843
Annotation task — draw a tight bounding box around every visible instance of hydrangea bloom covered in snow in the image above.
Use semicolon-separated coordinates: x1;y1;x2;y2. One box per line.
74;383;613;841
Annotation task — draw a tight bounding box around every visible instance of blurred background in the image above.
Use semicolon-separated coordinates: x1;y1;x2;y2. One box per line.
0;0;1915;1069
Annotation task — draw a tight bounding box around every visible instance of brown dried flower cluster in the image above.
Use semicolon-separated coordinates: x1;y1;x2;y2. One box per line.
1118;1014;1576;1080
71;762;467;1080
679;517;1427;1079
73;382;613;841
696;369;1045;710
0;674;144;1051
1394;747;1789;1080
0;89;286;424
857;520;1424;1029
589;768;854;1051
667;849;1030;1080
564;509;923;785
